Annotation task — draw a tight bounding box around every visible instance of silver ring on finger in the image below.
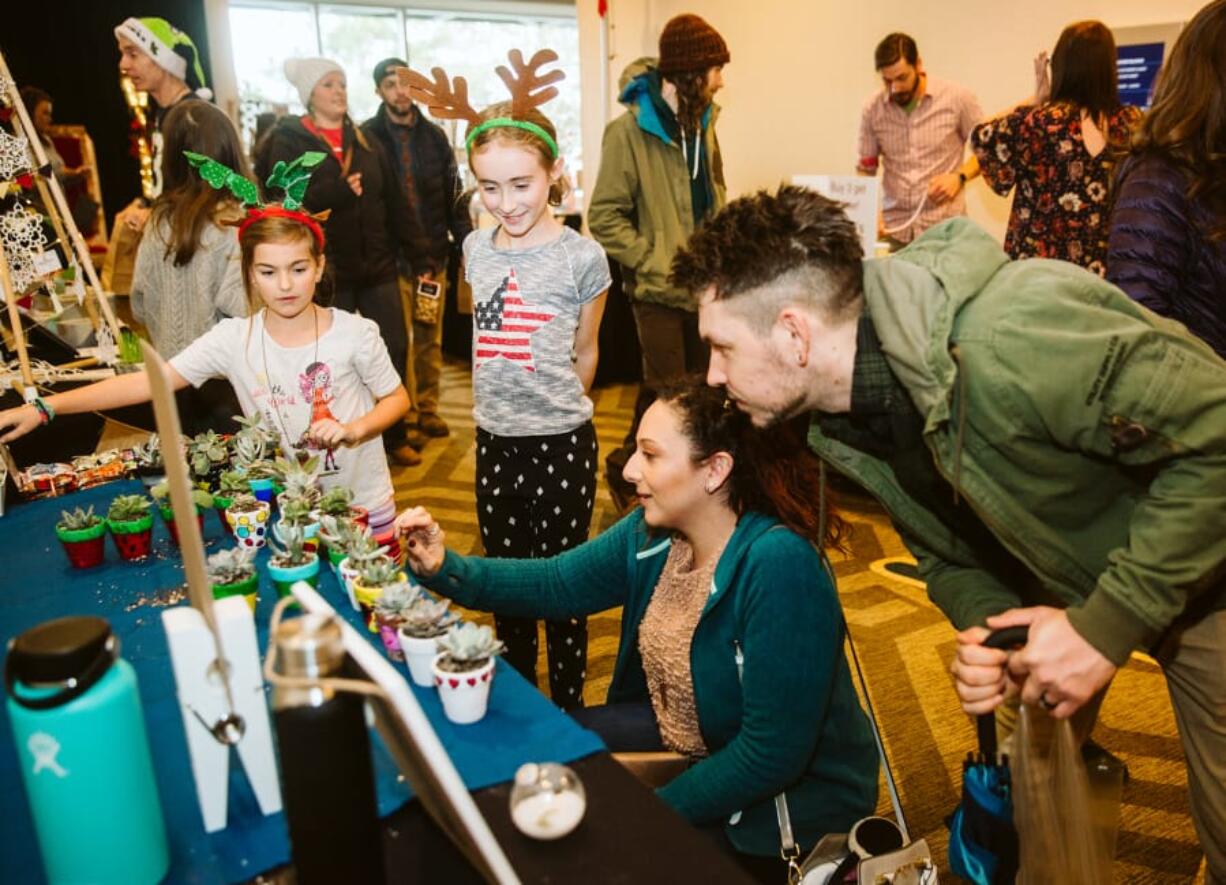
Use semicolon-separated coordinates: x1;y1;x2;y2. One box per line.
1038;692;1057;711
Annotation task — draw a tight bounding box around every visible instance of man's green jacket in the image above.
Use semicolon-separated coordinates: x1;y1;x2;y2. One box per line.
810;218;1226;665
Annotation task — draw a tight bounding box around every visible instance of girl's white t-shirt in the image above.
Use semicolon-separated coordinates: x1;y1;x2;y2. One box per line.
170;308;399;524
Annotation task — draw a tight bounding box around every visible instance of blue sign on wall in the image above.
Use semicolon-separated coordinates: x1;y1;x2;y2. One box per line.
1118;42;1165;110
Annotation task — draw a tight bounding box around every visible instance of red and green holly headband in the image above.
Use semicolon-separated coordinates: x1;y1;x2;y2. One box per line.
397;49;565;158
185;150;330;249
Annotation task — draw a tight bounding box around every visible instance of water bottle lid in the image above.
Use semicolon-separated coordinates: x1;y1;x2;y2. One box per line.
5;617;116;708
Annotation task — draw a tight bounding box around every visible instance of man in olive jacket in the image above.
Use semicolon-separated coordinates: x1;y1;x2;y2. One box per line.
673;185;1226;878
589;13;729;506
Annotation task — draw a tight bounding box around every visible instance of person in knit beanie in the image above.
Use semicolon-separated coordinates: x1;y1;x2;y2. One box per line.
114;16;215;229
588;13;730;512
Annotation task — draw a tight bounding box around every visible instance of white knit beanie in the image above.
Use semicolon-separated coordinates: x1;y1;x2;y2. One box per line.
283;58;344;108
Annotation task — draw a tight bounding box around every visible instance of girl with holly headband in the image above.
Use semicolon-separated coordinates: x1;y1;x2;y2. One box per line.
0;153;409;540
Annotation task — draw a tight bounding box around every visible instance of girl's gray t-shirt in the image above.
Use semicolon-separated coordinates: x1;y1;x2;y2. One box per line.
464;226;611;437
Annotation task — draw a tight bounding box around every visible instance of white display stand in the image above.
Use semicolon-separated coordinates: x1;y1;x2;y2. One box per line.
792;174;879;257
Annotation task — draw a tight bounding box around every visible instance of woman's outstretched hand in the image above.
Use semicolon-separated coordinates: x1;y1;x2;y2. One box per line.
394;506;446;578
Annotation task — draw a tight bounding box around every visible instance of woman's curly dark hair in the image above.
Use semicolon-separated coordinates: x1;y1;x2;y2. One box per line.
656;376;846;551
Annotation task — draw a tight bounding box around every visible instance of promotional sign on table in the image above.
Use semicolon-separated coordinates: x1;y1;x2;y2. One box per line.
793;174;880;257
0;482;604;884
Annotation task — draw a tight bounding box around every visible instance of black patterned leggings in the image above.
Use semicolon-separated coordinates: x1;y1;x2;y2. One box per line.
475;423;597;710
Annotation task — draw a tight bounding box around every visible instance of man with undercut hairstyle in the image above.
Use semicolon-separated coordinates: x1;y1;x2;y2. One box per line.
672;185;1226;878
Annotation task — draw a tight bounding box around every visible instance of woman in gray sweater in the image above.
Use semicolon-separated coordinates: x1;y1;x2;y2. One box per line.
131;101;248;432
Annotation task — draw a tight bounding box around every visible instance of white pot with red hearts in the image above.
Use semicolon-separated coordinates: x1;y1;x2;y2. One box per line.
431;654;496;724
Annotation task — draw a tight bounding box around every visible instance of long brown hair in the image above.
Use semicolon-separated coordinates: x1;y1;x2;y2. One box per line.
657;377;846;550
1129;0;1226;238
467;101;566;206
153;102;249;266
1050;21;1122;120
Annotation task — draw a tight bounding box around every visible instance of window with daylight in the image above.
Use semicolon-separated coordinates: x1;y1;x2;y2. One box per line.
228;1;583;179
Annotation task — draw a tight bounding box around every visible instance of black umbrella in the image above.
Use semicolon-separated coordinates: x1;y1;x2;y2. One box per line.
947;626;1027;884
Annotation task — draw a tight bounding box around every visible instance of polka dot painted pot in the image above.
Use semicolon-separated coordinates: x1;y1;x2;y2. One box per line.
225;500;271;550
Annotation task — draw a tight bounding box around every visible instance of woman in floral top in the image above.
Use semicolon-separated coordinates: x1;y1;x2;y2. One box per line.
972;21;1141;276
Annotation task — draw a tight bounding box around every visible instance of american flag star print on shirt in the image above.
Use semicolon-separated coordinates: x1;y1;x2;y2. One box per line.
474;268;556;372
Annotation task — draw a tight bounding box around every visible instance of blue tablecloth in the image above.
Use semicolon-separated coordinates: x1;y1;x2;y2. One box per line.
0;481;604;884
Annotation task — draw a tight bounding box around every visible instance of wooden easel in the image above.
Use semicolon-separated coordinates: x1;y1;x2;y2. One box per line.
0;47;121;345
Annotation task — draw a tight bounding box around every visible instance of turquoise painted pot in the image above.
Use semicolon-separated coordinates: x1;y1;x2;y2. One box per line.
267;555;320;598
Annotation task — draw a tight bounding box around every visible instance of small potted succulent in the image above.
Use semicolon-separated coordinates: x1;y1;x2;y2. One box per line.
266;524;320;598
323;520;388;612
224;491;271;550
187;429;229;490
351;556;407;632
106;493;154;561
213;470;249;537
207;546;259;612
398;591;460;687
317;514;357;575
272;457;322;546
313;486;367;529
432;623;505;724
55;505;108;569
232;434;276;502
234;411;280;453
371;585;417;661
133;433;164;484
151;481;213;547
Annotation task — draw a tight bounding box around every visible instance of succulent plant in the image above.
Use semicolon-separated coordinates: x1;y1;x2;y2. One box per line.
345;533;390;568
107;494;152;523
399;591;459;639
356;556;403;589
234;412;280;451
278;497;315;528
316;486;354;516
134;433;163;469
207;547;257;585
232;433;268;473
269;524;315;568
188;430;229;479
274;456;322;508
57;505;103;532
217;470;249;495
436;623;505;669
373;584;417;621
227;492;262;513
150;480;213;510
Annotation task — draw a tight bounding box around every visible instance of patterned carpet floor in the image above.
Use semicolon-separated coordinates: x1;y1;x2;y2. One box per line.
396;358;1204;882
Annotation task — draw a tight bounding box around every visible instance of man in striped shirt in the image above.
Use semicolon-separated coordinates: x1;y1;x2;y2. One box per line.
857;33;982;246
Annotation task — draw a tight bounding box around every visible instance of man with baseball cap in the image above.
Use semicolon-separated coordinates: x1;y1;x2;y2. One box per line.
113;16;213;232
589;13;730;509
362;58;472;451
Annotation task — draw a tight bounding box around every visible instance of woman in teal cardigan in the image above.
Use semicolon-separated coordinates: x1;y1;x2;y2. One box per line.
395;379;878;881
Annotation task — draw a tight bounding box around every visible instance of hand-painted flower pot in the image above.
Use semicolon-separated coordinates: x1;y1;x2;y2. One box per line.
274;518;320;553
432;654;495;724
349;505;369;529
247;477;275;503
353;572;407;633
267;554;320;598
55;521;107;569
375;614;405;661
160;505;205;548
325;544;347;574
108;514;155;561
337;557;360;612
211;572;259;613
399;630;445;687
226;500;271;550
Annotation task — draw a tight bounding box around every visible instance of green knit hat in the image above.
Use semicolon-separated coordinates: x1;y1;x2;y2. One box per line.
114;17;212;99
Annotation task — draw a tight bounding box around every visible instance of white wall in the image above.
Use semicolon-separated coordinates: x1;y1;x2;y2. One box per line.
578;0;1202;240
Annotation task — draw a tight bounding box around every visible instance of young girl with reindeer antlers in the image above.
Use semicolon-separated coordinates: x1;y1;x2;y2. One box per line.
0;152;409;541
400;50;609;709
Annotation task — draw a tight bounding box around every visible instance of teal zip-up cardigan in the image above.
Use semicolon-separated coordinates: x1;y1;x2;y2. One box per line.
422;509;878;856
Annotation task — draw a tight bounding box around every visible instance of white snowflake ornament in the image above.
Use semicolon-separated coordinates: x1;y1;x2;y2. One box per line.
0;204;50;295
0;130;32;181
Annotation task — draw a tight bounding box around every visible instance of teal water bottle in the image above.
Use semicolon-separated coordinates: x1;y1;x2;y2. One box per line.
5;616;170;884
